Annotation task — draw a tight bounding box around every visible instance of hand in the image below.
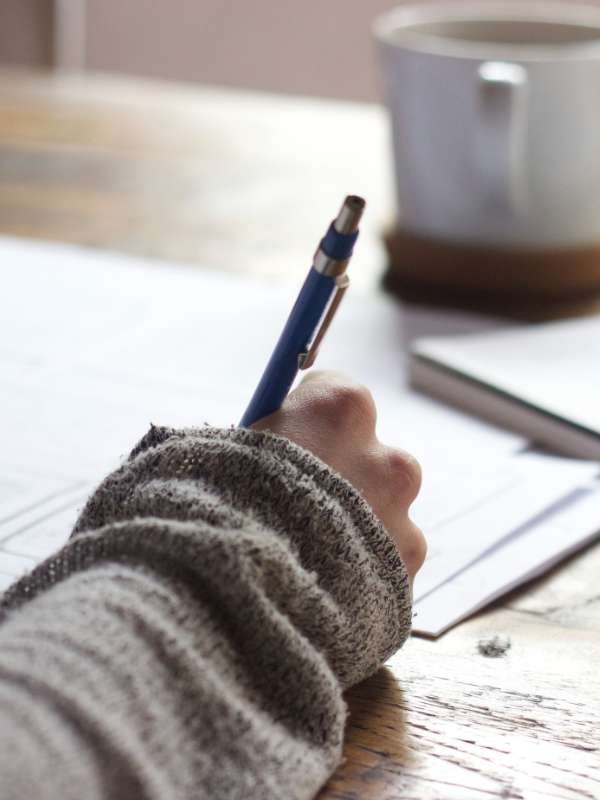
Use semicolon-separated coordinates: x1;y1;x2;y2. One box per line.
251;371;426;582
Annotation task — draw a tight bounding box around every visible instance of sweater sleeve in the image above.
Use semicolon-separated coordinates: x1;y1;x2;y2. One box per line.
0;425;412;800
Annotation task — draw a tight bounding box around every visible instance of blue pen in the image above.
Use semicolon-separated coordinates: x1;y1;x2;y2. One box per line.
240;195;365;427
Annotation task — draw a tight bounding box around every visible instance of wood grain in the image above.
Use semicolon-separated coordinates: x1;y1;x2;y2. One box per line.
326;596;600;799
0;68;391;288
0;68;598;800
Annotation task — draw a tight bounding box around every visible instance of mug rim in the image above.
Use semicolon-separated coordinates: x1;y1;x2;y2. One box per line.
373;1;600;61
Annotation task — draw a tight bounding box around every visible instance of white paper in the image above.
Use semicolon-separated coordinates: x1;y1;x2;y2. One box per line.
413;484;600;637
1;235;597;636
0;466;81;525
412;316;600;436
2;502;85;562
1;236;522;481
413;453;599;601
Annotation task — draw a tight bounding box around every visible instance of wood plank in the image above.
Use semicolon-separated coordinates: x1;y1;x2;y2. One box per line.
325;601;600;799
0;69;391;288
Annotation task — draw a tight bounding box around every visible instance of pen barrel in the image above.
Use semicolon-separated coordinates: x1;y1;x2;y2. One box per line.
240;269;336;427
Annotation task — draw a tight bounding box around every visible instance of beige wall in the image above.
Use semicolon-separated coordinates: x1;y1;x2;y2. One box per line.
84;0;403;101
2;1;600;101
0;0;444;100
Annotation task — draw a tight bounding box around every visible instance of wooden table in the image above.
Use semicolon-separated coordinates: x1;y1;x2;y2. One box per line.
1;68;598;800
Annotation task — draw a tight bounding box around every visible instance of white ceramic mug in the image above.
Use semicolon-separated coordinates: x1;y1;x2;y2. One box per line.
374;2;600;247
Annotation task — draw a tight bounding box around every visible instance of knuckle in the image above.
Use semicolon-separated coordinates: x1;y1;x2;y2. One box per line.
386;448;422;503
403;523;428;577
315;383;376;428
330;383;377;428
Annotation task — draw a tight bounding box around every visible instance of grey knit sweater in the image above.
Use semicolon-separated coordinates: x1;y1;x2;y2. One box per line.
0;426;412;800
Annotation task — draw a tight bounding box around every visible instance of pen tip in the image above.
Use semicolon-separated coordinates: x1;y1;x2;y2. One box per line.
334;195;366;235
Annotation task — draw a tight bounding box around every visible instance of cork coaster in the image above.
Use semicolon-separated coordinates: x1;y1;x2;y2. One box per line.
383;229;600;321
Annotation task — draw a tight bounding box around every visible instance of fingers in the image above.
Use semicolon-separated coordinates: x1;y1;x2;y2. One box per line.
292;374;421;501
358;443;425;580
288;371;378;437
382;446;426;578
383;445;422;508
251;369;427;580
394;518;427;581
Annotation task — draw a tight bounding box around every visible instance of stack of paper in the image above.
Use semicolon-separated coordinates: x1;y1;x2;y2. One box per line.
0;237;598;635
410;317;600;459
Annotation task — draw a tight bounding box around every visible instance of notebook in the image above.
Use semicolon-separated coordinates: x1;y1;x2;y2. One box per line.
409;316;600;460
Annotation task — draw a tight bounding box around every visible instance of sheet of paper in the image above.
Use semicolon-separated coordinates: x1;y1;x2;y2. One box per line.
412;316;600;435
0;466;82;525
1;235;597;635
413;453;599;601
1;235;523;477
413;483;600;637
1;501;86;563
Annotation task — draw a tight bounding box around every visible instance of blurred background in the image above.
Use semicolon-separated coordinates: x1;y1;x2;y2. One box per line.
9;0;596;101
3;0;600;313
2;0;402;100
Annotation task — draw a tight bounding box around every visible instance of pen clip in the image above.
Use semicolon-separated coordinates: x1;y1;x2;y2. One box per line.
298;274;350;370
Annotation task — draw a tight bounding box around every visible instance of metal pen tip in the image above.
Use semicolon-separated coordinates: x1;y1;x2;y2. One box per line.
333;195;366;235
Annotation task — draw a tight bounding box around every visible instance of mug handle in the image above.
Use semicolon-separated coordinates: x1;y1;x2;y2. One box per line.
476;61;528;214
